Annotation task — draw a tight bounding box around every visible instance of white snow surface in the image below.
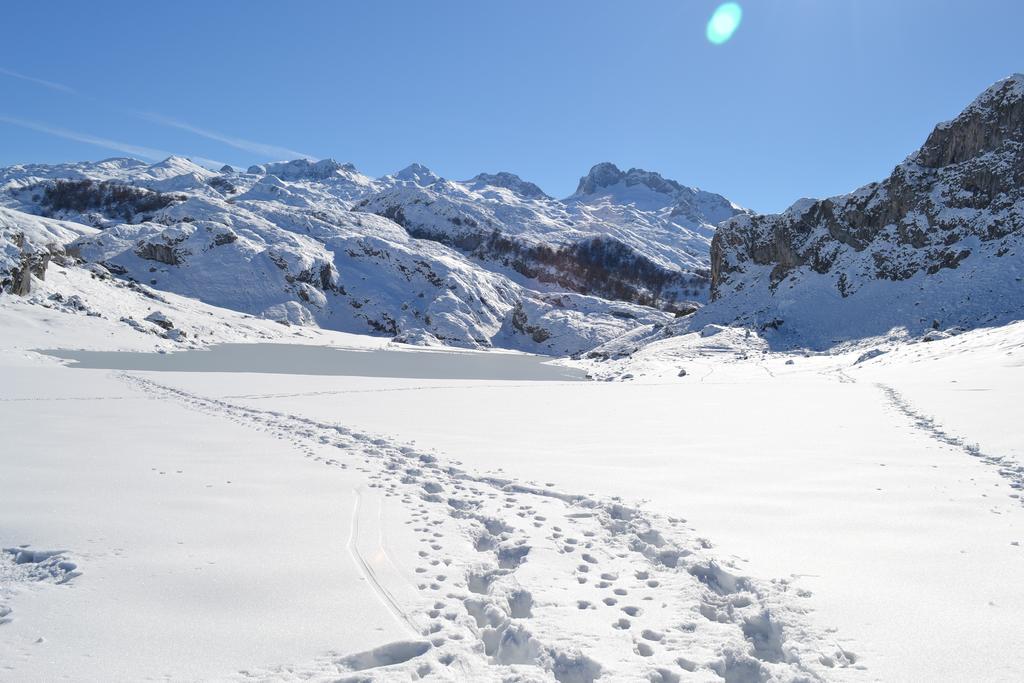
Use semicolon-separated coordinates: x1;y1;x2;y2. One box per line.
2;267;1022;680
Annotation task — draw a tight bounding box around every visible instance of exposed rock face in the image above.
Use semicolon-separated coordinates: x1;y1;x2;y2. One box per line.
568;163;745;229
574;162;684;198
1;208;95;296
135;240;184;266
704;74;1024;345
1;225;71;296
7;238;50;295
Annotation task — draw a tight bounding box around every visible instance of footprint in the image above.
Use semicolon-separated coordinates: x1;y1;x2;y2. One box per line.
635;642;654;657
622;606;642;617
613;618;631;630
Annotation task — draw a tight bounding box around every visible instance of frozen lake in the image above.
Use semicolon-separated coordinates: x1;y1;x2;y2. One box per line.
41;343;587;381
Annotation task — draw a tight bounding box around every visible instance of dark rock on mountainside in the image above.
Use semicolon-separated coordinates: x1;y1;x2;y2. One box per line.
703;74;1024;344
396;221;706;313
1;232;61;296
34;180;182;224
711;75;1024;299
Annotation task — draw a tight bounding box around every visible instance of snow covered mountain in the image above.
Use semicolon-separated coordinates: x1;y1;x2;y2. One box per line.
5;75;1022;357
3;157;717;354
701;74;1024;348
356;162;746;310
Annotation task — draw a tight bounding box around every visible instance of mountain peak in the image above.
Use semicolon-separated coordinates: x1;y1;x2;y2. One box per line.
574;162;625;195
573;163;687;198
955;73;1024;122
465;172;549;199
917;73;1024;168
393;163;441;186
95;157;147;169
146;156;213;179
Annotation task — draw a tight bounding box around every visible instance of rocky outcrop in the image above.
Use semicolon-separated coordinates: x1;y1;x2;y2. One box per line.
8;245;48;296
135;232;190;266
574;162;685;197
0;232;62;296
1;208;93;296
712;75;1024;299
704;74;1024;344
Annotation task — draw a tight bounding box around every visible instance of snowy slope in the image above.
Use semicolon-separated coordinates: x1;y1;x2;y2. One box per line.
6;305;1018;681
701;74;1024;348
0;311;876;682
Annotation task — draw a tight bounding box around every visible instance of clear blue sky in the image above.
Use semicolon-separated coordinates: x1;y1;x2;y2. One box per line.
1;1;1020;212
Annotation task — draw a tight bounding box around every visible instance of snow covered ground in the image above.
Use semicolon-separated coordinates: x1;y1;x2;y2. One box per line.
2;296;1022;680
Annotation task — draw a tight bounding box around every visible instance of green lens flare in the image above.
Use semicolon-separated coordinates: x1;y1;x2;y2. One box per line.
707;2;743;45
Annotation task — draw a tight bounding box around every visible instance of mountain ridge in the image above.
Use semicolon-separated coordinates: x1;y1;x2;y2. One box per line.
3;75;1022;355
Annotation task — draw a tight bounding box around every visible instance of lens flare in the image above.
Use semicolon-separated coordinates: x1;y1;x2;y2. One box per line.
706;2;743;45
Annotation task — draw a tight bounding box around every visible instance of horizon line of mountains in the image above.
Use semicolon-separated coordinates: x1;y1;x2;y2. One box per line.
1;73;1022;354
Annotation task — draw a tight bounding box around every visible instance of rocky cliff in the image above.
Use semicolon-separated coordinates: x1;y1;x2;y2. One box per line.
704;74;1024;346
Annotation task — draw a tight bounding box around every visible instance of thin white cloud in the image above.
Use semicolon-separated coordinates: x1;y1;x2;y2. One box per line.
142;112;314;161
0;67;310;164
0;67;77;94
0;116;225;167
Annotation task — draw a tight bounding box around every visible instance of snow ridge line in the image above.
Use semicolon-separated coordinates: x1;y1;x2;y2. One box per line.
121;373;862;681
877;383;1024;500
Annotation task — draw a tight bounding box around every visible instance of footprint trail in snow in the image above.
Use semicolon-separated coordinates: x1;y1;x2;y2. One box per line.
123;373;866;682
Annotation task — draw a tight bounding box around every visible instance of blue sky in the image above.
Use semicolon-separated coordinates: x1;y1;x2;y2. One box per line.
0;1;1020;212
